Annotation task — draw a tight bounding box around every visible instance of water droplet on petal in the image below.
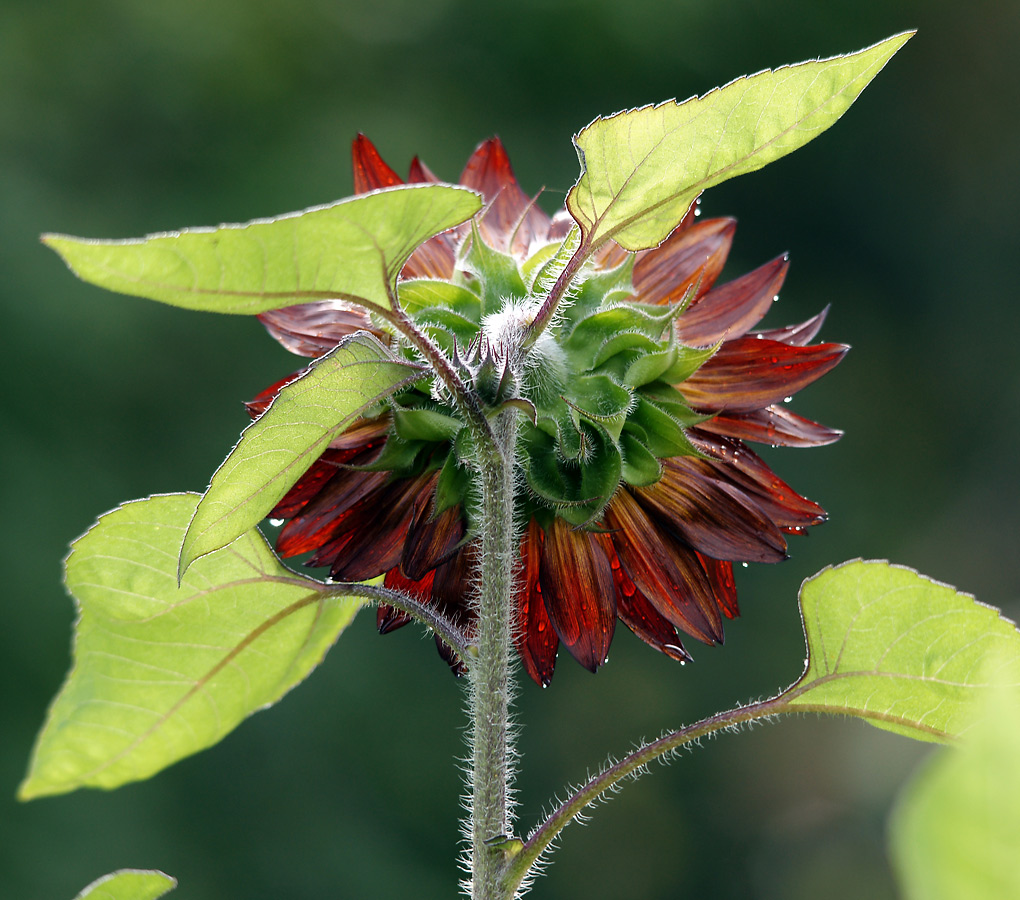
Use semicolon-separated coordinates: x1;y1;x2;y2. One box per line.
783;396;793;403
741;562;749;568
269;518;285;527
772;294;779;303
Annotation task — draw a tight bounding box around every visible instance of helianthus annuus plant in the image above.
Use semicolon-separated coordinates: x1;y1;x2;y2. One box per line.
28;31;1020;900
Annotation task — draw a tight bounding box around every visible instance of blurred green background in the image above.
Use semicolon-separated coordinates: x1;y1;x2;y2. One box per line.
3;1;1018;898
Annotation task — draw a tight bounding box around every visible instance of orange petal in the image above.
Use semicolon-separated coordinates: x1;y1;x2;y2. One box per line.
514;520;559;686
352;134;404;193
539;518;616;672
632;217;735;305
637;458;787;563
680;338;848;413
605;491;722;644
676;254;789;346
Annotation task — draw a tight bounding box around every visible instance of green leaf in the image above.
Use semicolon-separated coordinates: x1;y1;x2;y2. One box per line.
785;560;1020;743
567;33;912;252
179;332;421;575
44;184;481;315
889;685;1020;900
73;870;177;900
19;494;361;799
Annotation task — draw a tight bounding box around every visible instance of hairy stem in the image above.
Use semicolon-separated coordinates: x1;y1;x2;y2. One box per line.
501;694;791;896
324;582;476;664
467;412;519;900
521;238;589;351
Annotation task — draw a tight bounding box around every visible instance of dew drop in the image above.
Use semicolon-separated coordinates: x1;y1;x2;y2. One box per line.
269;518;285;527
770;356;779;364
783;396;793;403
772;294;780;303
537;621;546;632
679;660;686;666
741;562;749;568
803;657;810;667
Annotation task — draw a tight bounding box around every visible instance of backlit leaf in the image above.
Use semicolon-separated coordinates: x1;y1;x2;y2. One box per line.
19;494;361;799
785;560;1020;743
889;685;1020;900
567;33;912;251
44;184;481;315
180;331;422;575
73;870;177;900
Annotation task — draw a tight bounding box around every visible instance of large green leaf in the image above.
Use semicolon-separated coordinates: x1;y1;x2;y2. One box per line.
73;870;177;900
889;685;1020;900
43;184;481;315
785;560;1020;743
20;494;361;799
179;331;421;575
567;32;912;251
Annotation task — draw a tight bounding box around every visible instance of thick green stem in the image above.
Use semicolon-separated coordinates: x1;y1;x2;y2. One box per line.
467;413;519;900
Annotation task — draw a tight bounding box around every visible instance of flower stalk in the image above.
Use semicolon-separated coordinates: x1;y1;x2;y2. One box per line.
467;410;520;900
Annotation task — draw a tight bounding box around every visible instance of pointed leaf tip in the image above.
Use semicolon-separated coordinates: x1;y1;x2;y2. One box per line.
784;559;1020;744
178;331;423;576
43;184;481;316
567;32;913;252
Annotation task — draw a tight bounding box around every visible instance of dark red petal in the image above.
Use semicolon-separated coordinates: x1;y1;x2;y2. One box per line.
689;430;827;529
514;520;559;686
459;137;549;254
429;544;477;675
269;451;348;519
407;156;440;183
402;493;465;581
680;338;848;413
698;405;844;447
320;476;425;580
538;518;616;673
636;457;787;563
379;566;434;634
676;254;789;346
352;134;404;193
258;301;378;358
696;553;739;619
605;490;722;644
276;468;389;558
754;306;830;346
632;217;736;306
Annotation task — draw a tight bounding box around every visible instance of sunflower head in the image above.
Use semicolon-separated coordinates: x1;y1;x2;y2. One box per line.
253;135;846;686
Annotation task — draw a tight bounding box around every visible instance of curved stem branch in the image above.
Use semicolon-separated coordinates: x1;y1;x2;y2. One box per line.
501;694;791;896
325;581;476;665
520;238;590;351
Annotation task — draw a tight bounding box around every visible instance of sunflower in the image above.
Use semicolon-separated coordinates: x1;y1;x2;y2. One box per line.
247;135;846;686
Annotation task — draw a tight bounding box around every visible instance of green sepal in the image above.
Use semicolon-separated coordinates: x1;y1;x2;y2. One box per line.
661;341;720;384
558;254;636;327
563;374;633;442
521;226;581;292
399;279;482;322
620;432;663;486
357;432;427;474
626;396;702;458
434;449;472;516
638;383;710;426
463;222;528;316
393;407;463;443
412;307;482;349
592;332;661;370
623;346;678;388
564;303;674;370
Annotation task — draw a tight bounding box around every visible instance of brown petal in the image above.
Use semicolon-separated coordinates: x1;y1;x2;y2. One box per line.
514;520;559;686
379;566;434;634
430;543;477;675
676;254;789;346
276;469;389;557
698;405;844;447
539;518;616;672
352;134;404;193
680;338;848;413
408;156;440;183
245;371;304;419
402;235;457;280
402;492;466;581
269;451;348;519
632;217;736;306
605;491;723;644
696;552;739;619
459;137;549;254
689;430;827;529
754;306;830;347
320;476;425;580
258;301;378;358
636;457;787;563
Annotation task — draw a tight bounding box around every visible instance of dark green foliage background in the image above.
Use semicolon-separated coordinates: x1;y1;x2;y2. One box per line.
3;1;1017;897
